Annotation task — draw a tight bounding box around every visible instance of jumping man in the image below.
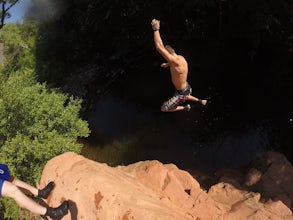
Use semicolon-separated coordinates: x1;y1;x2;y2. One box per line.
151;19;207;112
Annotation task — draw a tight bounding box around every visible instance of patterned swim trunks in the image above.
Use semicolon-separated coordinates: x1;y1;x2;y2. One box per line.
161;83;192;111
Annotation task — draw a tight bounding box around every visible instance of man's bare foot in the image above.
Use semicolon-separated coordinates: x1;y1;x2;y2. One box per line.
184;104;191;111
199;99;207;106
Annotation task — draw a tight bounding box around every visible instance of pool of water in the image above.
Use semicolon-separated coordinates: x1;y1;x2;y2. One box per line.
81;93;274;173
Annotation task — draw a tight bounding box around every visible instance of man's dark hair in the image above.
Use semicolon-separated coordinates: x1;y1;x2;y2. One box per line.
165;45;175;54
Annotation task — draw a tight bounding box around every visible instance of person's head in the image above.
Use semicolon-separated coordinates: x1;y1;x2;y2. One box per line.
165;45;175;55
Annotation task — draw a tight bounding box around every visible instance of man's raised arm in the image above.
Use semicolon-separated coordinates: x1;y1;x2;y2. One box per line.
151;19;174;62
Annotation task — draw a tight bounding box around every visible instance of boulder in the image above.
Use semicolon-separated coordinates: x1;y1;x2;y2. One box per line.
40;152;293;220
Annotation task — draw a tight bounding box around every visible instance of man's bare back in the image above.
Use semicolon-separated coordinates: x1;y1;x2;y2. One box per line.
151;19;207;112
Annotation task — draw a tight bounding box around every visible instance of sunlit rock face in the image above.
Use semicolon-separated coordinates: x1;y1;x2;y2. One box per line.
40;152;292;220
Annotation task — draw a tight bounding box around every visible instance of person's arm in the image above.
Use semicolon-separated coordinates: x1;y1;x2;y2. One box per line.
151;19;175;63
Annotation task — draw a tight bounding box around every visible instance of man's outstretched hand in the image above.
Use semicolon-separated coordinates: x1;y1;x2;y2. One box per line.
160;62;170;68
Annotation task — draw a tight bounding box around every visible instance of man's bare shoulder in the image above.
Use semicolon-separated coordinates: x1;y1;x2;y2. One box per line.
171;55;187;66
177;55;187;61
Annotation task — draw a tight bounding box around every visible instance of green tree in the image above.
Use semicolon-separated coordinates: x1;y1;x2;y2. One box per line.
0;0;20;29
0;21;37;72
0;20;89;182
0;69;90;182
0;17;89;219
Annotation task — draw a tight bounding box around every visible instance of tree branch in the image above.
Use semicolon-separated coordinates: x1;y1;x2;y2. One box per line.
0;0;20;29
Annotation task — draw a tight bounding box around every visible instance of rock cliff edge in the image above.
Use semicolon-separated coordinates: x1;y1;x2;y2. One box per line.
40;151;293;220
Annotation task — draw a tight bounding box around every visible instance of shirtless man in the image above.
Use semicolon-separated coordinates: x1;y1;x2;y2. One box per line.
151;19;207;112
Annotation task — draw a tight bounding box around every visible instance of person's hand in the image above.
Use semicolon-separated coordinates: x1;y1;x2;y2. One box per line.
151;19;160;31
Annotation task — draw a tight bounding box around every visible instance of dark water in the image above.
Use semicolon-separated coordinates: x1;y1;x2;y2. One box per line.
80;41;293;174
82;94;271;173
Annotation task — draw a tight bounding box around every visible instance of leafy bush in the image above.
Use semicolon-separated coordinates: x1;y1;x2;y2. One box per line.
0;69;90;182
0;19;89;219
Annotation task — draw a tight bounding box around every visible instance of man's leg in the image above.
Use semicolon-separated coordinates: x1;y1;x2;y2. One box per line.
2;180;69;218
2;180;47;215
11;178;55;199
161;105;185;112
161;93;193;112
161;93;190;112
186;95;207;106
11;178;38;196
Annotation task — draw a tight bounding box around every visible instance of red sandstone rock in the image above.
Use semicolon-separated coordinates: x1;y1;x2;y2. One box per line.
40;152;293;220
209;182;292;220
259;151;293;210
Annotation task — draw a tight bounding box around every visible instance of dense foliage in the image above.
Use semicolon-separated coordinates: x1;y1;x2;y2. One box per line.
0;22;89;219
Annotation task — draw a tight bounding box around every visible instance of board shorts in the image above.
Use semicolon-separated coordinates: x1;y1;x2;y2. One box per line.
0;164;10;197
161;82;192;111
